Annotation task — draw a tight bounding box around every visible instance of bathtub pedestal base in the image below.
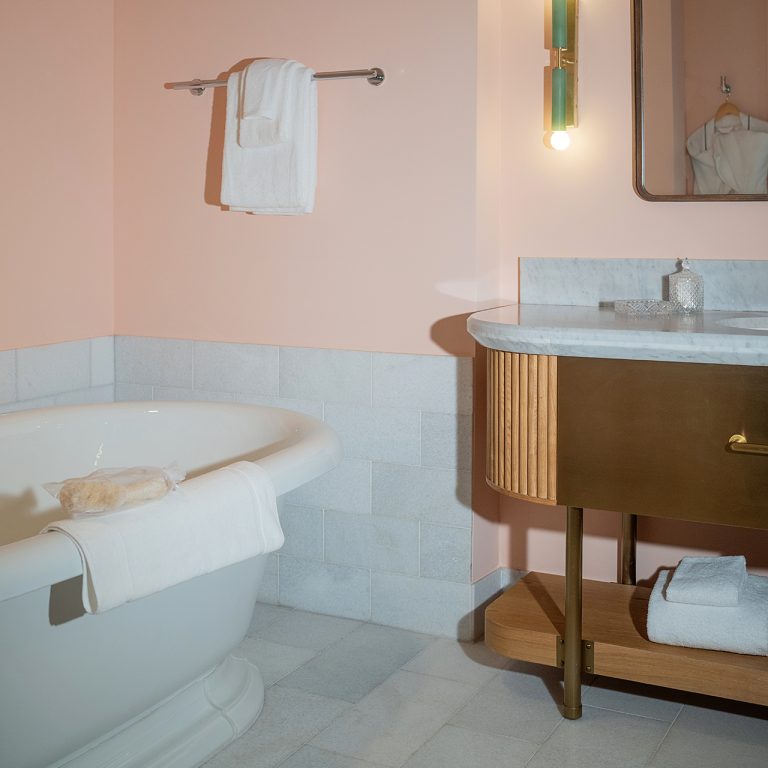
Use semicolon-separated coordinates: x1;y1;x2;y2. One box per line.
56;654;265;768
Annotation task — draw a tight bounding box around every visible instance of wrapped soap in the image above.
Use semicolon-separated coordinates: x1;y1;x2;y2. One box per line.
44;465;186;517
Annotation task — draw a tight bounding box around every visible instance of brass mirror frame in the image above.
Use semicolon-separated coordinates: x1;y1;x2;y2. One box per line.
632;0;768;202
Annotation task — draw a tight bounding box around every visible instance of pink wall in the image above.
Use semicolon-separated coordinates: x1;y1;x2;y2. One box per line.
642;0;687;195
683;0;768;135
497;0;768;301
113;0;497;356
0;0;114;351
474;0;768;581
4;2;766;579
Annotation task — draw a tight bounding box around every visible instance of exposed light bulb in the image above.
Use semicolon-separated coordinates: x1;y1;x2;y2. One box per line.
550;130;571;151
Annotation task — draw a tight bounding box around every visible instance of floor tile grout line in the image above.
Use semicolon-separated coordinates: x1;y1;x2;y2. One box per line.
580;701;683;723
276;653;452;756
643;705;683;767
441;721;541;750
521;714;567;766
396;662;503;690
522;736;549;768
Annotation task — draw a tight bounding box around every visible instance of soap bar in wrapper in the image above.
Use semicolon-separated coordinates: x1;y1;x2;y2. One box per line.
44;465;186;517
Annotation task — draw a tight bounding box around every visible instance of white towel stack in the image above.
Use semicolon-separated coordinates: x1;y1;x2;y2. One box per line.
43;461;284;613
221;59;317;214
647;556;768;656
665;555;747;606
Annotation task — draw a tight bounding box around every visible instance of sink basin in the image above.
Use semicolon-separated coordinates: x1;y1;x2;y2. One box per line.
716;316;768;331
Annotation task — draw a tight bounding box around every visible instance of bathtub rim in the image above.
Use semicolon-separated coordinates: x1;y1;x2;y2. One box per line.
0;400;342;603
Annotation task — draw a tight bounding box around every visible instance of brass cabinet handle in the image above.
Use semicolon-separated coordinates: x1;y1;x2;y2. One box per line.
727;434;768;456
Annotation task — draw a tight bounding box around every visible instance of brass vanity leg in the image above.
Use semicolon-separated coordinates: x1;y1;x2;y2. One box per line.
564;506;583;720
619;512;637;586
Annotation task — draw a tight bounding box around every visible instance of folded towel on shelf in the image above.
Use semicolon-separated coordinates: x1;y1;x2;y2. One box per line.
221;59;317;214
647;569;768;656
43;461;283;614
665;555;748;607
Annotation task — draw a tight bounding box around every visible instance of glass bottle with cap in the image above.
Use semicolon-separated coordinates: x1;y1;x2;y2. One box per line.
669;258;704;314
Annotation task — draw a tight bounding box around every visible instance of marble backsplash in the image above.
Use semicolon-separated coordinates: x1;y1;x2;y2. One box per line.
520;258;768;311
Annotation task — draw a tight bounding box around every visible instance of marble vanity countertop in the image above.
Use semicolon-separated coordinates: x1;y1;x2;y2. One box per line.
467;305;768;366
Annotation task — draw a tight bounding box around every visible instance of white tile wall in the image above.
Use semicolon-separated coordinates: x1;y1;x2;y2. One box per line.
324;510;420;576
193;341;278;395
113;337;503;639
372;354;473;415
1;335;513;640
279;504;325;561
90;337;115;388
16;340;91;400
421;412;473;470
372;464;472;527
279;557;372;621
115;336;193;388
0;350;17;403
279;347;372;405
324;404;421;464
0;337;115;413
285;459;372;514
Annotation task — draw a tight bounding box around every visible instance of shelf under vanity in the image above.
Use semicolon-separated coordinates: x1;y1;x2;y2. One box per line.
468;305;768;718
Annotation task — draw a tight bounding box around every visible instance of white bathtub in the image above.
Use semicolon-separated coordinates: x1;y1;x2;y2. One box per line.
0;402;341;768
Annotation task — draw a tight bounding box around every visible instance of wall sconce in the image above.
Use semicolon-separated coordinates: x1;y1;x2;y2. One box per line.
549;0;578;150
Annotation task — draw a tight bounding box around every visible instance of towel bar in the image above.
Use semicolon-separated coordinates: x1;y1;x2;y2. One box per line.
166;67;385;95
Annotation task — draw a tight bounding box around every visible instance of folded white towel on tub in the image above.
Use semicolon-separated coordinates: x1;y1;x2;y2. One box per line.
221;59;317;214
647;569;768;656
665;555;747;607
43;461;283;613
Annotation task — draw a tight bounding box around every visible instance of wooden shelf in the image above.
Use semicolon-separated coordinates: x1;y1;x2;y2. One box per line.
486;572;768;707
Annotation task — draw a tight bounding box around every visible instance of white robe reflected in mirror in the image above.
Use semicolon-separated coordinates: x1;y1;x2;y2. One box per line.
687;113;768;195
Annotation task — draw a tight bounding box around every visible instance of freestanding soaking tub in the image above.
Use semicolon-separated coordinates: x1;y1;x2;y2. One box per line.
0;402;341;768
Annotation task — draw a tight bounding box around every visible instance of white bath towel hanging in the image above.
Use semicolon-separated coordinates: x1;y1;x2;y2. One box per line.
43;461;284;613
221;59;317;214
238;59;295;147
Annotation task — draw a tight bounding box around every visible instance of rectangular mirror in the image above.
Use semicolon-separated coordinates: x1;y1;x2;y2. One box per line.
633;0;768;200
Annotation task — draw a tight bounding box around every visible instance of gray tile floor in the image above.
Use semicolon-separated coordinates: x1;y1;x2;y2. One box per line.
204;604;768;768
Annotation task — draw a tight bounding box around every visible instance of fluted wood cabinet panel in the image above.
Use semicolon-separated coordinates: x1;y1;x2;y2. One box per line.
487;351;557;503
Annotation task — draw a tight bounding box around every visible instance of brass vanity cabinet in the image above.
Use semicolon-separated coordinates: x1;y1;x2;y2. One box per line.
487;352;768;526
484;350;768;716
556;356;768;529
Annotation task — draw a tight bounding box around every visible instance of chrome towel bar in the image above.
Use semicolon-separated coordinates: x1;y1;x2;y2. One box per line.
166;67;385;95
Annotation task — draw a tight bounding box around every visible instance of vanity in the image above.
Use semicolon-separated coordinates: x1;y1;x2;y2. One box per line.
468;304;768;719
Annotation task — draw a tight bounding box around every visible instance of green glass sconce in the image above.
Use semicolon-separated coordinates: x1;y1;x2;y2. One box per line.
550;0;578;150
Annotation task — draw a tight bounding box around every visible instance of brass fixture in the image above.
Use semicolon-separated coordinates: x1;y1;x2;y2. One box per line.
563;506;583;720
727;433;768;456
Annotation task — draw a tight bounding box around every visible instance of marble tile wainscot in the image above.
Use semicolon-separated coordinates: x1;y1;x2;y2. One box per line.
0;337;115;413
520;257;768;311
114;337;516;640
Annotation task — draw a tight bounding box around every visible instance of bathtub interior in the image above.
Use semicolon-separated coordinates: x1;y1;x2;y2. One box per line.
0;402;309;546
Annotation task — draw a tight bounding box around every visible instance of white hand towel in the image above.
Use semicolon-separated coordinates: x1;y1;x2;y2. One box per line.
238;59;295;147
665;555;747;607
647;569;768;656
42;461;283;613
221;60;317;214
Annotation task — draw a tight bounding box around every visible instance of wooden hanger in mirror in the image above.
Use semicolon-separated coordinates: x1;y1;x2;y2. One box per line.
715;100;741;121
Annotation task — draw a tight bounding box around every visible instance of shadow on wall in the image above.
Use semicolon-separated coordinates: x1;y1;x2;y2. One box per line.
431;314;500;529
502;498;768;586
203;58;264;207
430;314;475;358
